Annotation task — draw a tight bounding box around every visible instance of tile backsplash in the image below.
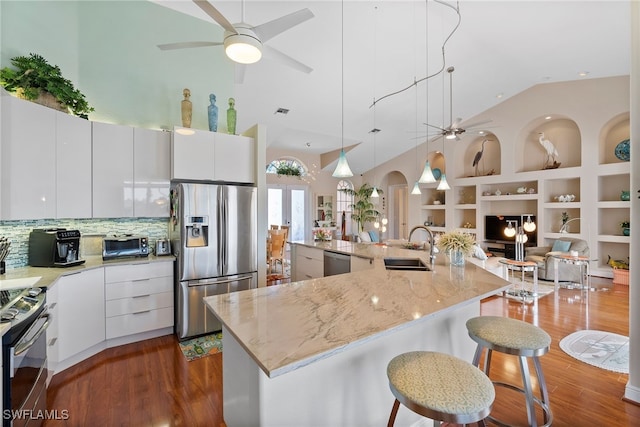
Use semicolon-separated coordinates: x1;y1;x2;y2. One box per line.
0;217;170;270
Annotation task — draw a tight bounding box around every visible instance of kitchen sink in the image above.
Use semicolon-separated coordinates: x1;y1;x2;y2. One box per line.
383;257;430;271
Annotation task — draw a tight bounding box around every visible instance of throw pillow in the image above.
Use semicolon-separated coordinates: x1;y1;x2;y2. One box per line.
368;231;380;243
472;244;488;260
551;240;572;252
358;231;371;243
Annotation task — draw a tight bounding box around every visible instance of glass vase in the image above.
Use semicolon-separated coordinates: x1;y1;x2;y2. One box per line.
448;249;466;266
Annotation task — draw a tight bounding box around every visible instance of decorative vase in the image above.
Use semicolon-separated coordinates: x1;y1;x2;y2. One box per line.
448;249;466;267
620;190;630;201
227;97;237;135
208;93;218;132
623;227;630;236
181;88;192;128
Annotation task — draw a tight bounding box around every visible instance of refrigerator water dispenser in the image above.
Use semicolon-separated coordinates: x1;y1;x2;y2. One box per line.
185;216;209;247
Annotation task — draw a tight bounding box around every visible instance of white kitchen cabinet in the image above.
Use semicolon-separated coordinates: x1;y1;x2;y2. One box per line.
133;128;170;217
293;244;324;281
56;268;106;363
104;261;174;339
1;95;56;219
56;110;92;218
92;121;134;217
214;132;255;183
172;127;255;183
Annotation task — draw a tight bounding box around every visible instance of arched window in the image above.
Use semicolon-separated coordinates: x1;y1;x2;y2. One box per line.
336;180;354;237
266;158;307;177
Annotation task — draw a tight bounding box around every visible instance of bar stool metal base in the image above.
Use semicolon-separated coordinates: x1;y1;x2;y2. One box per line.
467;316;553;427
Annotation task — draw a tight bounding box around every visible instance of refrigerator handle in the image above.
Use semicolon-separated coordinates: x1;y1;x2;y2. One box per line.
219;186;226;272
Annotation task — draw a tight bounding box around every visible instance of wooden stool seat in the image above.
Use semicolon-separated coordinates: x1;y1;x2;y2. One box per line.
466;316;553;427
387;351;494;426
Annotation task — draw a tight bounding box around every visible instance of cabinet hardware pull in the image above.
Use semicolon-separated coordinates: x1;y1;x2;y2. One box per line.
132;294;150;299
48;337;57;346
49;302;57;309
132;278;151;282
133;310;151;315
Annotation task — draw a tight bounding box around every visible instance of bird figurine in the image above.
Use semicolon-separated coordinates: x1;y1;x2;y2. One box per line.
607;255;629;270
538;132;559;169
472;139;489;176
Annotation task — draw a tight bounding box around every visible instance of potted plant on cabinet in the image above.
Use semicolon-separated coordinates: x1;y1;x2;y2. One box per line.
339;183;382;234
437;230;476;266
0;53;94;118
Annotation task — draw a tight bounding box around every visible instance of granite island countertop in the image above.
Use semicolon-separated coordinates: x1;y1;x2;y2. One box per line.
205;240;510;378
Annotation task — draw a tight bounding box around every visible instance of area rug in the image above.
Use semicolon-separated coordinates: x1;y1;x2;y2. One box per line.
502;279;556;303
178;331;223;361
559;330;629;374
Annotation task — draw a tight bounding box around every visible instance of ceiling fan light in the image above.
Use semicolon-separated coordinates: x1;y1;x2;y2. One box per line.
445;131;457;140
224;33;262;64
332;149;353;178
418;161;436;183
436;174;451;190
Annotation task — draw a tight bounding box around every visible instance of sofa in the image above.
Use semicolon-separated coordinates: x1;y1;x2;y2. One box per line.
524;237;589;282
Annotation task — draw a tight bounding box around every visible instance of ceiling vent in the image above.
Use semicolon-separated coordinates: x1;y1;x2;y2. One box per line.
369;128;381;133
275;108;290;115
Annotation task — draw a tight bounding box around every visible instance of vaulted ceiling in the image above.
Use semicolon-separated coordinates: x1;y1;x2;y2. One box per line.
153;0;631;174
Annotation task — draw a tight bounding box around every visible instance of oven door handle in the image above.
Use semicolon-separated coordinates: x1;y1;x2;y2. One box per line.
14;313;50;356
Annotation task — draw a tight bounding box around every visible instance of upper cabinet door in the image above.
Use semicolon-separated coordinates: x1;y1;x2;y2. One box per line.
1;96;57;220
134;128;170;217
56;111;92;219
92;122;134;218
214;133;255;184
171;127;215;181
171;127;255;183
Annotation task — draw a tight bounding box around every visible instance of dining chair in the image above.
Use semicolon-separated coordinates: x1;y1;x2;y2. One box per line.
268;229;287;274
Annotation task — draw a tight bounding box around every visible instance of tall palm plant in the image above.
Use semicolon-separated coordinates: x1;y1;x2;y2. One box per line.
340;183;382;233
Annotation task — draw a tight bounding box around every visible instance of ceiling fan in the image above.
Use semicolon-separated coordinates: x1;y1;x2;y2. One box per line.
425;66;492;142
158;0;314;83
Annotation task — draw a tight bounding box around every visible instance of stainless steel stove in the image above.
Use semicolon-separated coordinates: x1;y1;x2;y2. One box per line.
1;287;48;427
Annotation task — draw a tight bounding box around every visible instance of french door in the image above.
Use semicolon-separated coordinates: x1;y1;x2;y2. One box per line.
267;184;309;242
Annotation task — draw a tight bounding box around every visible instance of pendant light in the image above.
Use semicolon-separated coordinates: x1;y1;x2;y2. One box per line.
436;66;450;191
419;1;436;184
332;0;353;178
411;83;422;196
370;6;379;198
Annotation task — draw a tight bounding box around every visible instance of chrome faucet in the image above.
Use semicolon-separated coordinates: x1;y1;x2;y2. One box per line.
409;225;436;266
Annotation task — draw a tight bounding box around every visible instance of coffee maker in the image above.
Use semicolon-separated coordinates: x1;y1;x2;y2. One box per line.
28;228;86;267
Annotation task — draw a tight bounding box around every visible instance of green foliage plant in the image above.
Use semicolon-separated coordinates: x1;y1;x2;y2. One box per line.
437;230;476;255
275;163;302;177
1;53;94;118
339;183;382;233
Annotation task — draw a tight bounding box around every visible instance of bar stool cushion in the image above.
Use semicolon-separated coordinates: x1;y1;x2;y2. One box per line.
387;351;494;423
466;316;551;357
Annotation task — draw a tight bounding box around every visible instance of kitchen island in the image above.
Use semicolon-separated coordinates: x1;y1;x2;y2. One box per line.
204;241;510;427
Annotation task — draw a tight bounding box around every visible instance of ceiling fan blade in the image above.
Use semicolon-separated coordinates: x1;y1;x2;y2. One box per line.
157;41;222;51
423;123;447;132
253;8;314;43
235;64;247;84
193;0;237;34
451;117;463;128
262;45;313;74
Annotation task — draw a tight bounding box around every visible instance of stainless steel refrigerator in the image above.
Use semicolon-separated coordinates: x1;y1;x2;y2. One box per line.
170;181;257;340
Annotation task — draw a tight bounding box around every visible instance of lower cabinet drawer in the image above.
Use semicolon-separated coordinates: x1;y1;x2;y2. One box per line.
105;291;173;317
295;255;323;280
106;307;174;339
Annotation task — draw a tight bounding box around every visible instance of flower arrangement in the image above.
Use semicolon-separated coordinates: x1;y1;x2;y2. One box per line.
313;228;332;241
437;230;476;256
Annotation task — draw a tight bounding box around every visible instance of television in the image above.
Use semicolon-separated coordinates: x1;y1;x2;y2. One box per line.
484;215;537;245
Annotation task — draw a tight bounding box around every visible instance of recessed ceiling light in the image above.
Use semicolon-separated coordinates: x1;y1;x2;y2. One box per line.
275;108;290;115
496;93;503;99
478;131;485;135
545;116;552;120
578;71;589;77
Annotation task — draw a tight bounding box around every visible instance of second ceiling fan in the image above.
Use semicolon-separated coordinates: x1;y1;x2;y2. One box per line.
158;0;314;83
426;66;492;142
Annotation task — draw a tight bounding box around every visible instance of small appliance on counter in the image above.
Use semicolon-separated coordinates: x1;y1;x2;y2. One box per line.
102;234;149;260
0;237;11;274
28;228;85;267
155;238;171;256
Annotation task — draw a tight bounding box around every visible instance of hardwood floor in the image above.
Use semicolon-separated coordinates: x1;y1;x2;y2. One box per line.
45;277;640;427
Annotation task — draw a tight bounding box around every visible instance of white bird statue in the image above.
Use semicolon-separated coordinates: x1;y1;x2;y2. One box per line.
538;132;559;168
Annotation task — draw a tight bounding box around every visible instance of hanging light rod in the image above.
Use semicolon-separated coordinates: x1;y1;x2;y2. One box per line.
370;0;461;108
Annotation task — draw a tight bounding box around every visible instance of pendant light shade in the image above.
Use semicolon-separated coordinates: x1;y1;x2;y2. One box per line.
436;174;451;191
523;215;537;232
332;149;353;178
371;186;379;198
418;161;436;183
411;181;422;195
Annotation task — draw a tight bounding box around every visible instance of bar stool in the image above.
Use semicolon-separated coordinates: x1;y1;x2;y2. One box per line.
466;316;553;427
386;351;495;427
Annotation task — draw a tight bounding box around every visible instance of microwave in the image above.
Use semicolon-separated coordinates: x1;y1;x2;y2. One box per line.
102;235;149;260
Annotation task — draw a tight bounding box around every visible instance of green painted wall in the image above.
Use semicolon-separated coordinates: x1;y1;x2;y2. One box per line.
1;0;234;131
